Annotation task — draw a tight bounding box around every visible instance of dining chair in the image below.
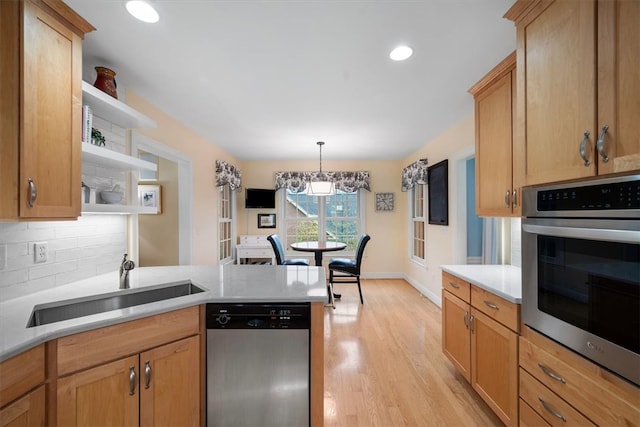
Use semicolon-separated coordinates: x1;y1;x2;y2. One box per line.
328;234;371;304
266;234;310;266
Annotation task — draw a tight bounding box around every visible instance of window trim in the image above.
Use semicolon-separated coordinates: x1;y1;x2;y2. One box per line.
408;184;427;266
217;184;236;264
279;190;366;257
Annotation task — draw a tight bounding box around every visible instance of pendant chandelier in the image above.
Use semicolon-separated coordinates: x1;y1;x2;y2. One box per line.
306;141;336;196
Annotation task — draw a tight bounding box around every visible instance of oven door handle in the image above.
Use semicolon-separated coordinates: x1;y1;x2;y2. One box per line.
522;224;640;244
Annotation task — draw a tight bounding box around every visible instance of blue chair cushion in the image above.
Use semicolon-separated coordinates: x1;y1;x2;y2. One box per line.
284;259;310;266
328;258;357;274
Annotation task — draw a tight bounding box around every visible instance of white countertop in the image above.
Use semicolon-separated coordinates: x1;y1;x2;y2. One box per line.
0;264;326;362
440;264;522;303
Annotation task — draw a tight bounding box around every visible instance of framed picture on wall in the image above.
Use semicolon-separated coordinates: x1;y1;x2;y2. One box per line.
138;184;162;214
257;213;276;228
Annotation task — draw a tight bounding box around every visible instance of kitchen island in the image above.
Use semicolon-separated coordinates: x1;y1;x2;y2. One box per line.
0;264;326;427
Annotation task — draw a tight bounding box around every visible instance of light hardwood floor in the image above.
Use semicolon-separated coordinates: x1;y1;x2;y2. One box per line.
324;279;502;426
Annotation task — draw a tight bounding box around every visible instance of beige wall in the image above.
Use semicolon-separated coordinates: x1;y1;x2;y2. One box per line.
238;159;405;274
125;89;474;305
126;90;240;265
139;157;179;266
402;114;475;304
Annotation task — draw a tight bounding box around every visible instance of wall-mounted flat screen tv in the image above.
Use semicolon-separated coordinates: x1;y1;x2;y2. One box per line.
245;188;276;209
428;159;449;225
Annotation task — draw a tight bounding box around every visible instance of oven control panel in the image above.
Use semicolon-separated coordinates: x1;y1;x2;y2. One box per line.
538;179;640;211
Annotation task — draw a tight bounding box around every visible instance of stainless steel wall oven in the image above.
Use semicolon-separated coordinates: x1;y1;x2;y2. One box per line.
522;174;639;386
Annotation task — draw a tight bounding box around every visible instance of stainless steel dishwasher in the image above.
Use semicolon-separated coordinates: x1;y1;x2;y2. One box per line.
206;303;310;427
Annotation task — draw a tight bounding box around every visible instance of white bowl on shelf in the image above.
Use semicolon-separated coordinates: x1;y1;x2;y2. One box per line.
100;190;123;204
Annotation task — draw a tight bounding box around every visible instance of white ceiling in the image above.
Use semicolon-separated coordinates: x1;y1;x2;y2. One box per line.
65;0;516;161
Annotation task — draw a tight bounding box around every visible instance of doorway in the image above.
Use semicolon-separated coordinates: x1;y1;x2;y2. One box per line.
131;132;193;266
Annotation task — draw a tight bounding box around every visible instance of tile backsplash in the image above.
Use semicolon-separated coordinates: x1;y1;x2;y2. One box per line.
0;216;127;302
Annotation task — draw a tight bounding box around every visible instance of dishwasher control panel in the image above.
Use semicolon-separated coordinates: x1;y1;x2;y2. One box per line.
206;303;310;329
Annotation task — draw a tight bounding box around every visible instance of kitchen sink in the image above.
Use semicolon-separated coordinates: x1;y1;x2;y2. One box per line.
27;282;205;327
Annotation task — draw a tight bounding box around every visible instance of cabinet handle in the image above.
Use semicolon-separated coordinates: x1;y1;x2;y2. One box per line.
596;125;609;163
463;310;469;329
448;281;460;289
504;190;511;208
469;315;475;333
511;189;517;208
27;178;37;208
579;130;591;166
144;360;151;389
483;300;499;310
538;397;567;422
129;366;136;396
537;362;567;384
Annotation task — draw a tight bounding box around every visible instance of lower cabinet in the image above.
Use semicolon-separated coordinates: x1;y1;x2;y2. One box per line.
53;306;202;427
57;336;200;427
519;327;640;426
441;272;519;426
0;386;45;427
0;344;45;427
470;309;518;425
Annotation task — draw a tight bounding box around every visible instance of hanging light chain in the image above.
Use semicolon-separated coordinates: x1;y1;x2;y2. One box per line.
317;141;325;174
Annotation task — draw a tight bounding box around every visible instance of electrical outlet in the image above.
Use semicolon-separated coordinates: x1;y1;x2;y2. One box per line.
34;242;47;264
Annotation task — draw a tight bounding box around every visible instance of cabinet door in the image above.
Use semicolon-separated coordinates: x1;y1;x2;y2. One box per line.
140;336;200;427
442;290;471;382
20;0;82;218
0;386;45;427
596;0;640;174
519;0;597;185
57;356;139;427
470;309;518;427
475;71;514;216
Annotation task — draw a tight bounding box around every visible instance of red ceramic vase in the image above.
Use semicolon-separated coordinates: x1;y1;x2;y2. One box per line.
93;66;118;99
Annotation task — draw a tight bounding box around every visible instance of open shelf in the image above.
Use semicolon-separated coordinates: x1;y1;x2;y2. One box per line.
82;203;157;215
82;143;157;171
82;81;157;129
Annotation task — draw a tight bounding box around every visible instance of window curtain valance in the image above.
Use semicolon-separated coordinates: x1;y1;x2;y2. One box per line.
215;159;242;191
401;159;428;192
275;171;371;193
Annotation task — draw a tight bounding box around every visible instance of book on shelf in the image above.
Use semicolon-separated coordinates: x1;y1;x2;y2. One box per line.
82;105;93;143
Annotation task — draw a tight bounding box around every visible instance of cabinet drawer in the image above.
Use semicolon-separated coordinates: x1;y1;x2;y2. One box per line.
520;329;640;426
239;248;272;258
0;344;45;408
442;272;470;303
471;286;519;332
520;368;595;427
519;398;550;427
56;306;200;376
239;235;269;245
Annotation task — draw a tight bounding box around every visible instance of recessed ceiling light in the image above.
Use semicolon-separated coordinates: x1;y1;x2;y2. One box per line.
390;46;413;61
126;0;159;23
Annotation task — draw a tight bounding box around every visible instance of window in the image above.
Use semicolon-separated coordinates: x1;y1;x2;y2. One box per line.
282;190;364;252
411;184;426;262
218;185;233;262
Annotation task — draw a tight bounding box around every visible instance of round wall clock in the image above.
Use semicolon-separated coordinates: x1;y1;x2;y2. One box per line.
375;192;394;211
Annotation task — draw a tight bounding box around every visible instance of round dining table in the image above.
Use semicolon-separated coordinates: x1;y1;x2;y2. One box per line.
290;241;346;267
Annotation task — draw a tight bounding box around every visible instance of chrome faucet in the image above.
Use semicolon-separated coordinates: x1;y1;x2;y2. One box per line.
119;253;135;289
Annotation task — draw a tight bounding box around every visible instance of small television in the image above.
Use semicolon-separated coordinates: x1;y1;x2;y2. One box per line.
427;159;449;225
245;188;276;209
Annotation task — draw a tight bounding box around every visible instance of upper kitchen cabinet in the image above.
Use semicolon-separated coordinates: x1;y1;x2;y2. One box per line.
505;0;640;186
469;52;520;217
0;0;94;220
